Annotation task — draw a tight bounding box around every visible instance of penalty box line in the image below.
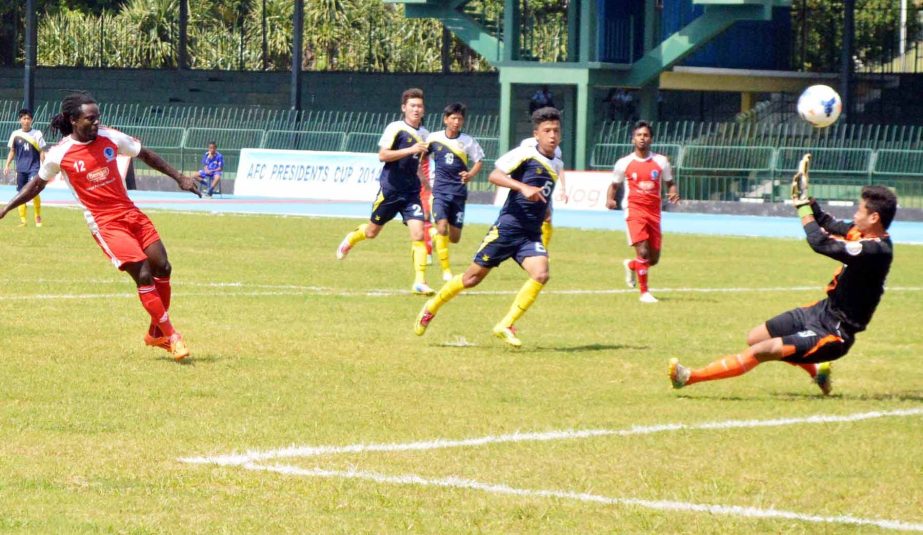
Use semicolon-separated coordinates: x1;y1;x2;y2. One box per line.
241;462;923;533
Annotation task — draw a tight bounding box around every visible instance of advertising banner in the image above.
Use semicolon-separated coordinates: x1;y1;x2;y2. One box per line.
235;149;383;200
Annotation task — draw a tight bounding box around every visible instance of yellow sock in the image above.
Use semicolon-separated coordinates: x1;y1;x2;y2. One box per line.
412;240;428;284
541;221;553;248
427;274;465;314
347;223;368;246
18;204;27;223
433;233;451;273
33;195;41;220
500;278;544;328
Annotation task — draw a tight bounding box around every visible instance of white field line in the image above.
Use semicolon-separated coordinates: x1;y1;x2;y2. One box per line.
3;282;923;301
179;408;923;466
243;463;923;532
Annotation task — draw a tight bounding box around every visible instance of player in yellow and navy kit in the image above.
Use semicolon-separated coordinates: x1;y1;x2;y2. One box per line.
336;88;436;294
669;184;897;395
425;102;485;282
4;109;46;227
414;107;563;347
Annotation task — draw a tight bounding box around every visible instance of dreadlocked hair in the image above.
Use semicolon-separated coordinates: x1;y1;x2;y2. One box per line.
49;91;96;138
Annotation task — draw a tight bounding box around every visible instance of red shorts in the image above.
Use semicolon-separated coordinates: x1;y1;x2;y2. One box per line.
90;209;161;269
625;217;662;250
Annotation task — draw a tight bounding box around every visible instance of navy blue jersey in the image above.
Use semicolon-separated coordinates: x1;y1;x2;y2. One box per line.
426;130;484;200
7;128;46;174
377;120;429;195
493;144;563;235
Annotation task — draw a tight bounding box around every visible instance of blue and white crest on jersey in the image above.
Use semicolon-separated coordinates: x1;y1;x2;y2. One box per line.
103;146;116;161
651;170;660;180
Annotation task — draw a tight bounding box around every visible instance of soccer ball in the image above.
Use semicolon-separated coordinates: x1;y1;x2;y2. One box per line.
797;85;842;128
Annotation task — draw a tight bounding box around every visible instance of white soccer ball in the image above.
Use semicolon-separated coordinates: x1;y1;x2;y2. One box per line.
797;85;842;128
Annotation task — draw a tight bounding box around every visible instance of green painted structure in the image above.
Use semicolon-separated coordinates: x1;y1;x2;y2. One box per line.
390;0;791;169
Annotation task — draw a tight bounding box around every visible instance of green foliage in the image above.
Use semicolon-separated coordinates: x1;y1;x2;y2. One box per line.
793;0;921;71
19;0;922;72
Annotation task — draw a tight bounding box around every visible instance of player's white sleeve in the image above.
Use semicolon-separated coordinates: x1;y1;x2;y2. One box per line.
35;130;47;151
612;156;628;184
37;152;60;182
378;122;400;149
102;128;141;157
6;132;14;149
494;146;529;175
654;154;674;183
468;137;485;163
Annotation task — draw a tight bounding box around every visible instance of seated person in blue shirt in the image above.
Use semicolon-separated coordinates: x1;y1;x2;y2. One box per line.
198;142;223;197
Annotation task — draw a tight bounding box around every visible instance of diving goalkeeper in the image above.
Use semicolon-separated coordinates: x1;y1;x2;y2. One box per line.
669;155;897;395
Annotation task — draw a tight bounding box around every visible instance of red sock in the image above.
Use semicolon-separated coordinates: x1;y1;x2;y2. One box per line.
634;258;649;293
687;351;760;386
138;285;175;338
785;361;817;377
153;276;171;310
149;277;172;336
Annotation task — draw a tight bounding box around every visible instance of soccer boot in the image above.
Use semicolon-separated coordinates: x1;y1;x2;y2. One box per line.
414;306;435;336
144;333;171;351
492;324;522;348
442;270;454;282
412;282;436;296
622;259;636;288
169;333;190;361
814;362;833;396
336;235;352;260
35;216;42;227
669;358;690;389
639;292;658;303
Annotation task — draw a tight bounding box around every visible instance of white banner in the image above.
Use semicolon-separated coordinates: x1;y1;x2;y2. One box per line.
234;149;383;200
493;170;613;211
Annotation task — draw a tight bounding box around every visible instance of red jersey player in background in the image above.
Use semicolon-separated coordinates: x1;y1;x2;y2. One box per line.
606;120;680;303
0;92;200;361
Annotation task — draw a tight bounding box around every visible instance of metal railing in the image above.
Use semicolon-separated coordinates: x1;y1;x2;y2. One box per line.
589;144;923;208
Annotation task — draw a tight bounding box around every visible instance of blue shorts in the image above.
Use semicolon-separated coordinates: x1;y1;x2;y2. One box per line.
369;189;425;225
199;170;221;180
16;170;38;191
432;196;466;229
472;225;547;268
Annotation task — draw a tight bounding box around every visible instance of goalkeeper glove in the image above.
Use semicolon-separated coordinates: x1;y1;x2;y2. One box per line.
791;153;811;206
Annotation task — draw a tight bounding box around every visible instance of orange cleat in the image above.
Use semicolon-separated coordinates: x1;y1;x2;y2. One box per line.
169;333;190;361
144;333;171;351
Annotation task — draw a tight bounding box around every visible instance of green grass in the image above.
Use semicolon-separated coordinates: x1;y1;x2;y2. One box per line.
1;206;922;534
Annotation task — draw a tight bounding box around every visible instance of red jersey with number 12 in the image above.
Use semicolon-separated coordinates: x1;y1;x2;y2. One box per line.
39;127;142;227
612;152;673;220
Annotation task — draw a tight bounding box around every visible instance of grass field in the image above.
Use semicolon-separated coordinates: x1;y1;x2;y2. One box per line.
1;206;922;534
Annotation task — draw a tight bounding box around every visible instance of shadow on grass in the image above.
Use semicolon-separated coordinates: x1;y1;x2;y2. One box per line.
671;390;923;403
531;343;649;353
772;391;923;403
157;354;221;365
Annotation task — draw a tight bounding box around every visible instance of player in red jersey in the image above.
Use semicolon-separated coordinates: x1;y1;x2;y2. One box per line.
0;92;200;361
606;121;680;303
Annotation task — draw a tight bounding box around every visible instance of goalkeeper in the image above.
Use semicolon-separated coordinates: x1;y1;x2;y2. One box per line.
669;156;897;395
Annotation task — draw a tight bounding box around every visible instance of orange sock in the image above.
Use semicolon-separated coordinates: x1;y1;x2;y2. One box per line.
138;285;175;338
785;361;817;377
687;351;760;385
